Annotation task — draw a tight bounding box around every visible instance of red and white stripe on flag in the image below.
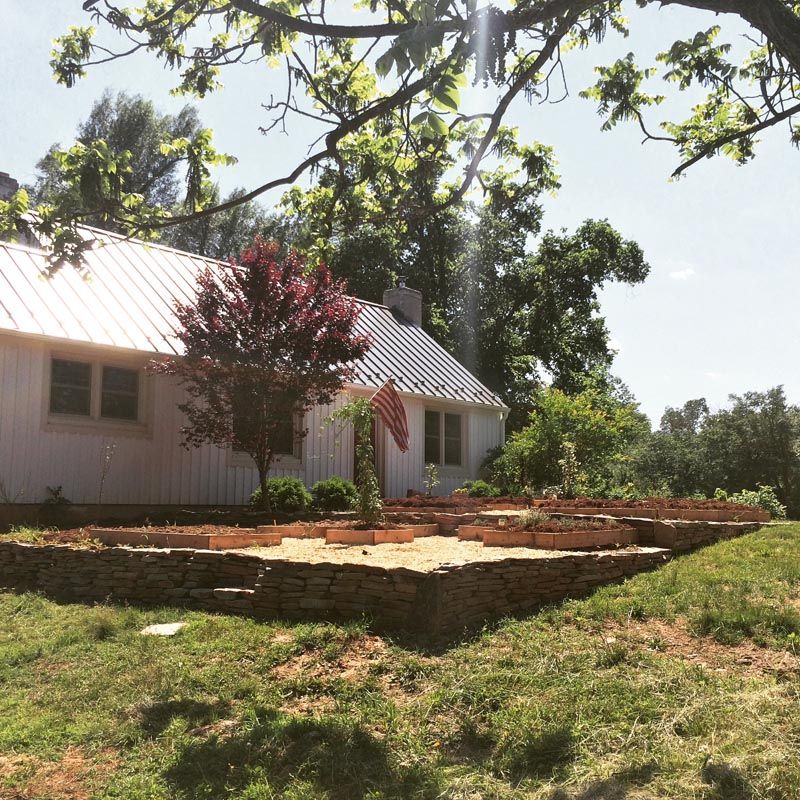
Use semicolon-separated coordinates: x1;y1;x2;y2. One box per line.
370;379;410;452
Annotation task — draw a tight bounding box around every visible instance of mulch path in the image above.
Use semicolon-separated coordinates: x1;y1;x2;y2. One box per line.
241;536;647;572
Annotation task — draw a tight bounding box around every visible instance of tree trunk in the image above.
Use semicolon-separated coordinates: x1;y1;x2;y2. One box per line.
255;454;273;512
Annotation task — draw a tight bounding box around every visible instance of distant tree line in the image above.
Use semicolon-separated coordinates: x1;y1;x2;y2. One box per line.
486;381;800;517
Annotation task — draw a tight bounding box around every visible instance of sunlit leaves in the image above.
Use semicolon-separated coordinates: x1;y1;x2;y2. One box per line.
160;129;237;211
431;71;465;112
29;0;800;266
580;53;664;131
658;27;735;89
0;189;32;242
50;26;95;88
661;91;760;169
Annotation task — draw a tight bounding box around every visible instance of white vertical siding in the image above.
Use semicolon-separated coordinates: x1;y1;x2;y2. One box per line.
0;336;504;505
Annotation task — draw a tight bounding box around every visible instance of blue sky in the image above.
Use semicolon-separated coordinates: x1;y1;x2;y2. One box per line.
1;1;797;423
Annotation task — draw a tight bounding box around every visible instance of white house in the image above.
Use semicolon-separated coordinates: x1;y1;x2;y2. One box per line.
0;227;508;508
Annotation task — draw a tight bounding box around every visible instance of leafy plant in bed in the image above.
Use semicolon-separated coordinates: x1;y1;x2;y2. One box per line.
323;398;413;545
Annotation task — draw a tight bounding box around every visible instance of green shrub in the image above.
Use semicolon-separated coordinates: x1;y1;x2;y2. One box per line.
250;476;312;513
714;485;787;519
311;477;358;512
460;479;501;498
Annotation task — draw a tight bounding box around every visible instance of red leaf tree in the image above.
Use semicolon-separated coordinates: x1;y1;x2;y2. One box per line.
158;238;371;508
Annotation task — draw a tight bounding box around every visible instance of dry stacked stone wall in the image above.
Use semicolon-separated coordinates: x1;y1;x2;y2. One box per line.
430;548;670;634
0;543;262;607
0;518;762;637
653;520;761;552
0;541;673;637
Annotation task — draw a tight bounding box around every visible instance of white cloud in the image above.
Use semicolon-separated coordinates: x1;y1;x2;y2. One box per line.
669;267;696;281
704;371;724;380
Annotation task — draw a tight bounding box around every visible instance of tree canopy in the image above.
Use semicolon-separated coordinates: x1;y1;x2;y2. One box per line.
2;0;799;263
626;387;800;510
487;373;650;493
281;130;649;421
30;90;283;260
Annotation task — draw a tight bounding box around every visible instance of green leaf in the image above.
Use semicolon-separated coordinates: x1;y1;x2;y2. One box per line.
433;82;459;112
394;49;410;76
375;49;394;78
426;111;449;136
406;38;427;71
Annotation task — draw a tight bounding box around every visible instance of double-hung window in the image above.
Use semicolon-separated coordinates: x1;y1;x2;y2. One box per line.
424;409;463;467
48;356;144;428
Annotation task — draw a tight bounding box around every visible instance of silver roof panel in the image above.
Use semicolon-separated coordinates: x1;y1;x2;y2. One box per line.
0;229;505;409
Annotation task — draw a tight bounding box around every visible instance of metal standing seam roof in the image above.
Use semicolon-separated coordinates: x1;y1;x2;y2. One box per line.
0;228;506;409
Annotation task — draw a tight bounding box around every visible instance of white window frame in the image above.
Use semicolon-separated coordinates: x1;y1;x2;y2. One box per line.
424;407;467;474
42;350;152;437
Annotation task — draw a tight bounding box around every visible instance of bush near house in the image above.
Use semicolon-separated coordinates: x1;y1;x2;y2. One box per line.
249;476;312;514
311;477;358;512
457;479;501;498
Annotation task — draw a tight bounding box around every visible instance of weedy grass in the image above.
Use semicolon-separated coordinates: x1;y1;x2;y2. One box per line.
0;525;47;543
1;525;799;798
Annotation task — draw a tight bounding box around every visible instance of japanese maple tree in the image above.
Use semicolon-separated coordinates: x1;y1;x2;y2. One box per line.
158;238;370;509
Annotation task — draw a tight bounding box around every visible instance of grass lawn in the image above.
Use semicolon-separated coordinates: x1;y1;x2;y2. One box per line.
1;525;799;799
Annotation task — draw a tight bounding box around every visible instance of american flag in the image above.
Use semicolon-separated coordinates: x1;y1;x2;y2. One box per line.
370;379;409;452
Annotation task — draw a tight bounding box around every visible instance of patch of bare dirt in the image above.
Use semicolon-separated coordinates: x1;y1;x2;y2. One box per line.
273;635;390;684
279;694;337;716
604;618;800;677
273;634;410;715
187;719;240;738
0;753;38;780
1;747;118;800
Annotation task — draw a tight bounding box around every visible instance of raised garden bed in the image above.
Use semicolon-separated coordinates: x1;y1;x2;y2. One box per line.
383;495;529;513
540;506;768;523
255;524;326;539
324;527;414;545
534;496;760;511
384;494;768;522
87;526;282;550
459;519;637;550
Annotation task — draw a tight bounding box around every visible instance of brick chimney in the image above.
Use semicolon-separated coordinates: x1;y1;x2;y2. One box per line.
383;276;422;327
0;172;19;201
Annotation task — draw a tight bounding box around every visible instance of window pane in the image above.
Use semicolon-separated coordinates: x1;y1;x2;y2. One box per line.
424;410;440;438
101;366;139;421
102;366;138;393
424;410;441;464
273;417;295;455
444;413;461;438
232;408;298;455
444;413;462;466
444;437;462;466
52;359;91;387
50;359;91;416
424;437;440;465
